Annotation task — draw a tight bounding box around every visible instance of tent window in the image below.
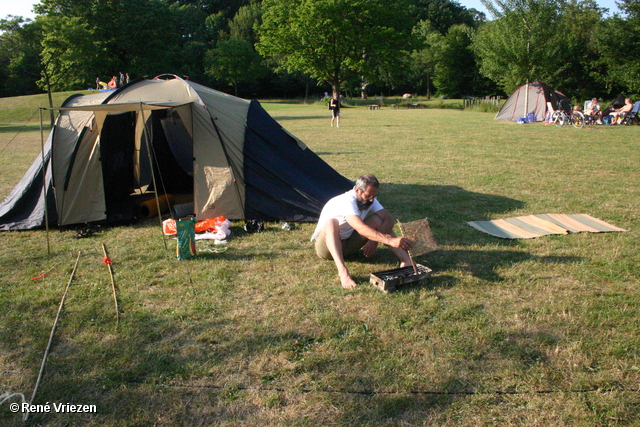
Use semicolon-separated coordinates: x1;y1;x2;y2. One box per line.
161;110;194;177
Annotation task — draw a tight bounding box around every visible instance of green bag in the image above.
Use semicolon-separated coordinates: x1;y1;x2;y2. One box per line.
176;218;196;260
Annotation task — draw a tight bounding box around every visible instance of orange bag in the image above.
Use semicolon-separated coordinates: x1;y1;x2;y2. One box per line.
194;216;227;233
163;219;177;235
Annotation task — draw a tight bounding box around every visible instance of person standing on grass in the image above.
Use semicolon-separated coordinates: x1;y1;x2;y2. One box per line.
330;92;341;127
311;174;413;289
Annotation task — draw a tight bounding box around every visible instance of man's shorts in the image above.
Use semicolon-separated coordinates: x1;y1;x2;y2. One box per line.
315;228;366;260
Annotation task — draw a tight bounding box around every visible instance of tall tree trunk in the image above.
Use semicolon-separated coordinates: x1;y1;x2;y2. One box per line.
46;79;55;126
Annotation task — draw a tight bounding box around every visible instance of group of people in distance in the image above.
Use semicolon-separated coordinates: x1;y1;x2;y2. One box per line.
585;97;635;125
96;72;130;90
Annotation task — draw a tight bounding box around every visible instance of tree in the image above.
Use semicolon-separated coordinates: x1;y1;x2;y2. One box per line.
205;38;267;96
256;0;414;95
164;0;250;21
473;0;564;94
0;17;42;97
595;0;640;94
35;0;181;81
410;0;481;34
410;21;441;98
229;1;262;45
554;0;605;100
167;2;212;80
38;15;95;124
431;24;490;97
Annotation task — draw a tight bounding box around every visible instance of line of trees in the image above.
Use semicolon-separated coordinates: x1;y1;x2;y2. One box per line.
0;0;638;103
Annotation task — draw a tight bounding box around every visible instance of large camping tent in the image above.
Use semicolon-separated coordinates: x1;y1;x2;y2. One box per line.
0;75;352;231
495;82;571;122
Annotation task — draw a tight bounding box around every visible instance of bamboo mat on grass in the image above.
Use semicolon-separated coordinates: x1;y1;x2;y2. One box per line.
466;214;628;239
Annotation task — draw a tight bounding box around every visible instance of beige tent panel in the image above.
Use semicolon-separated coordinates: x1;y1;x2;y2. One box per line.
192;101;246;220
52;94;110;226
58;126;106;225
193;82;248;187
200;166;244;219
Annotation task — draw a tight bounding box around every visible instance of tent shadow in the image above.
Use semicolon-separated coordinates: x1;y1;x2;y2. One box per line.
314;151;361;156
351;183;584;287
382;182;524;220
0;124;47;134
380;183;525;247
270;115;331;121
353;249;583;291
428;250;583;284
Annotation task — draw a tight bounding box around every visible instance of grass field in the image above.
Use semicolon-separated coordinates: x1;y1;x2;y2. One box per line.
1;94;639;426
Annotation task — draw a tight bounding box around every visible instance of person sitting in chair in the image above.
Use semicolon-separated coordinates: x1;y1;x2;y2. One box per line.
608;98;634;124
585;98;603;124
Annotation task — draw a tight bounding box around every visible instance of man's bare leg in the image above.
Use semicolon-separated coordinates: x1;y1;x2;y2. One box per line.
323;219;357;289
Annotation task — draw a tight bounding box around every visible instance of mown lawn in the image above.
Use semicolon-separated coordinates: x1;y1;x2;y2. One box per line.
1;97;639;426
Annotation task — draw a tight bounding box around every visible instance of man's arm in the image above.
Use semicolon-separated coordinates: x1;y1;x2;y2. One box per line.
345;211;410;250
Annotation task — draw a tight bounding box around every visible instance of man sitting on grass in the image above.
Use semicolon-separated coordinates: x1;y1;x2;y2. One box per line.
311;174;414;289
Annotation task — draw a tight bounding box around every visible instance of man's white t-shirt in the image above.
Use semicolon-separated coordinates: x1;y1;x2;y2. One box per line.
311;189;384;241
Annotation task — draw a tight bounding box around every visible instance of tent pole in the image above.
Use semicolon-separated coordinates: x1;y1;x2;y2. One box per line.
40;108;51;256
139;103;168;250
524;80;529;120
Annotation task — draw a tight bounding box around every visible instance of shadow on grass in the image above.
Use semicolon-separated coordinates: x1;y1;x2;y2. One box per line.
429;250;583;284
315;151;362;156
350;183;583;286
0;124;48;134
270;115;329;121
382;183;525;236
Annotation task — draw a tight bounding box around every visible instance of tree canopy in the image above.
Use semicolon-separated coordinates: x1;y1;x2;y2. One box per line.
595;0;640;94
256;0;414;95
0;0;639;101
473;0;564;94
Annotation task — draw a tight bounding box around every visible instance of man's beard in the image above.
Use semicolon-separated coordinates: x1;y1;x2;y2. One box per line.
356;199;374;210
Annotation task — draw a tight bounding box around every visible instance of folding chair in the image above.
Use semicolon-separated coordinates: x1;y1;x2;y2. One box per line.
620;101;640;125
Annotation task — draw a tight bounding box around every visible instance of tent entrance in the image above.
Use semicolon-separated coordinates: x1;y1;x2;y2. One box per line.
99;109;194;223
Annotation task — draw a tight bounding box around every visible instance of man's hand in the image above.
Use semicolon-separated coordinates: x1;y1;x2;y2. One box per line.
363;240;378;257
391;236;413;252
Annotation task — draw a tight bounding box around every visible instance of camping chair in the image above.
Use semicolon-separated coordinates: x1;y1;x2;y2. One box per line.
620;101;640;125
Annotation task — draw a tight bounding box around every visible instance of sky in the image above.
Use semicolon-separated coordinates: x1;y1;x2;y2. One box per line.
0;0;40;20
458;0;622;18
0;0;624;21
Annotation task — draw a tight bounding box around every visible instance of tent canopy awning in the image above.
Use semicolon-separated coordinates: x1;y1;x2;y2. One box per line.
43;101;192;112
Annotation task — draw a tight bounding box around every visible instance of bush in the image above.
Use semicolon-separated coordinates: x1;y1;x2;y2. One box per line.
465;102;500;113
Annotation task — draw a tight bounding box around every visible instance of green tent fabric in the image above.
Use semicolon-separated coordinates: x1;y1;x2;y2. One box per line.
467;214;628;239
